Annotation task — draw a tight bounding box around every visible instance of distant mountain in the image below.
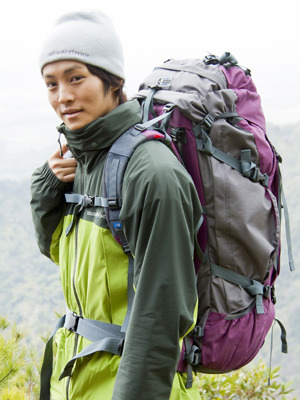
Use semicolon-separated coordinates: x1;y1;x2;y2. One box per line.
0;122;299;395
0;180;65;340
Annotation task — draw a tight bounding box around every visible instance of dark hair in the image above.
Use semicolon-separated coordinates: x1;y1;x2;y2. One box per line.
86;64;127;105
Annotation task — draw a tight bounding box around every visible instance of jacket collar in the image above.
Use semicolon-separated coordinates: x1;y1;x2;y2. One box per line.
57;100;141;153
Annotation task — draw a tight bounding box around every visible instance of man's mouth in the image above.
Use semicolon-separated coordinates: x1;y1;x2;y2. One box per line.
62;109;82;118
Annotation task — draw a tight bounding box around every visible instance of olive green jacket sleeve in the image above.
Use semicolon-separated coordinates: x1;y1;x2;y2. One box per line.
113;141;202;400
30;162;69;263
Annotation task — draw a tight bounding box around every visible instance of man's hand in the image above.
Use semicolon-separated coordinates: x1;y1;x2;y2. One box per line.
48;144;77;182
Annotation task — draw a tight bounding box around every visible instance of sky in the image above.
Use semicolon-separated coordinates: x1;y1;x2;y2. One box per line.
0;0;299;177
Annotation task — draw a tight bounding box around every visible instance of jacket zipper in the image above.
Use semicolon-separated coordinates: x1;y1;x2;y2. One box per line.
66;220;83;400
72;222;83;316
66;334;79;400
66;148;84;399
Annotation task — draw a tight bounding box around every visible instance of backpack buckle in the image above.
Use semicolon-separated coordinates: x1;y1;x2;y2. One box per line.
171;127;186;143
107;198;120;210
193;326;204;337
65;311;80;333
185;344;201;366
271;286;277;304
263;285;272;299
82;194;94;208
202;114;215;131
163;103;175;113
203;54;219;65
122;243;131;255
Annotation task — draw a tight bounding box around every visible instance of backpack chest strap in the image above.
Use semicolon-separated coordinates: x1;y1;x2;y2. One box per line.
65;193;112;208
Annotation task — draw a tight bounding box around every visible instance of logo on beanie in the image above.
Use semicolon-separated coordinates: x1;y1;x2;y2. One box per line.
48;50;89;58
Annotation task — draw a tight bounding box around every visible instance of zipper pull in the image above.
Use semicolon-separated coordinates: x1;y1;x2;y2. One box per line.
65;203;82;236
58;132;64;157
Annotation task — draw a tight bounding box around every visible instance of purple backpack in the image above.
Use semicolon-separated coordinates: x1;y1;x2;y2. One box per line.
63;53;294;389
132;53;295;384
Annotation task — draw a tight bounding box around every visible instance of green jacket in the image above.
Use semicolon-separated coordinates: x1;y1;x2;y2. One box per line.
30;100;202;400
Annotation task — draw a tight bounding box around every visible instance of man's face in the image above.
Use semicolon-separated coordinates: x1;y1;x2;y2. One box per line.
43;60;117;130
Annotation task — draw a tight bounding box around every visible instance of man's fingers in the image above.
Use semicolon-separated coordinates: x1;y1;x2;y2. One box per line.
63;158;77;167
48;144;77;182
60;173;76;183
61;167;77;176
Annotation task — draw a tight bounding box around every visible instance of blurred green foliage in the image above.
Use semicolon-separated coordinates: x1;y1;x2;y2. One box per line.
0;316;39;400
195;361;296;399
0;315;296;399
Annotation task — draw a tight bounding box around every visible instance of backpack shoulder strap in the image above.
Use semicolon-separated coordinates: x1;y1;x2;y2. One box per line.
103;122;175;333
64;116;174;333
101;118;173;246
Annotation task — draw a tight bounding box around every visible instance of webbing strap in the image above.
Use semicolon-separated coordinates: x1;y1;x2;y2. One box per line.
196;128;269;187
274;318;288;353
65;193;109;208
121;254;135;332
59;337;123;380
194;214;205;262
39;315;65;400
69;313;125;343
280;184;295;272
135;105;175;133
210;263;266;314
60;310;125;380
183;337;195;389
142;88;157;123
39;311;125;398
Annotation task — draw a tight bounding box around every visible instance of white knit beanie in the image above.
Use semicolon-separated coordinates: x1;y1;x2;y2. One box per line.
39;10;125;79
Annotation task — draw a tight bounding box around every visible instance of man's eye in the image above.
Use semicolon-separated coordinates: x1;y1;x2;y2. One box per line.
46;82;57;88
71;75;83;82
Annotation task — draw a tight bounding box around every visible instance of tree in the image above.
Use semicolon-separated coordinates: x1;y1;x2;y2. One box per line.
0;316;39;400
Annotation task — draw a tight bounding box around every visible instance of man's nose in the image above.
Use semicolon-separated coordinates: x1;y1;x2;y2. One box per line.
58;84;74;103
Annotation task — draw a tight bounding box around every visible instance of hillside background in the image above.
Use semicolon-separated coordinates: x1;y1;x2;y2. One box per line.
0;122;299;395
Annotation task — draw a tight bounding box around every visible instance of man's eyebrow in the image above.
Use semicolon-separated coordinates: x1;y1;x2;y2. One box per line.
43;64;86;78
63;65;86;74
